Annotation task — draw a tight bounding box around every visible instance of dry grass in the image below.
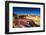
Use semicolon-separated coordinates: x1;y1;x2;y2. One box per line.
26;15;40;25
13;15;40;28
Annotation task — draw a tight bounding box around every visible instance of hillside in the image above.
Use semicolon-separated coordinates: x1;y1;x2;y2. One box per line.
15;14;40;25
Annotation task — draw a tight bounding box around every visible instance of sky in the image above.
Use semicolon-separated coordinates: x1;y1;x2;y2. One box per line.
13;7;40;16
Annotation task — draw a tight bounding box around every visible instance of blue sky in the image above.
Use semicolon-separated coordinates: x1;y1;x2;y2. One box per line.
13;7;40;16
